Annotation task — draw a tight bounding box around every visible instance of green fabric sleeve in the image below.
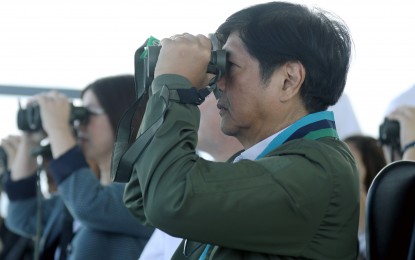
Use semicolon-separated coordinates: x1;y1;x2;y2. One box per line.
124;74;359;258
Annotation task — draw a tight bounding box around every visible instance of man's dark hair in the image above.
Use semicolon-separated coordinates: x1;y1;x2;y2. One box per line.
81;75;139;136
216;1;352;113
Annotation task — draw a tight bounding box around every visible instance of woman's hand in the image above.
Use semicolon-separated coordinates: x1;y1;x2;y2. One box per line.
1;135;21;171
35;91;72;136
33;91;77;158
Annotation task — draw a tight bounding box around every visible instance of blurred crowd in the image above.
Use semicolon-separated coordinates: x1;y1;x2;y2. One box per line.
1;1;415;259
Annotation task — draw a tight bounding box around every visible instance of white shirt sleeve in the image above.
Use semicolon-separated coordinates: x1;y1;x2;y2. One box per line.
139;229;183;260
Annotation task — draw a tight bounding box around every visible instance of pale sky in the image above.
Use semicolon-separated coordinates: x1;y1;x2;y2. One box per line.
1;0;415;138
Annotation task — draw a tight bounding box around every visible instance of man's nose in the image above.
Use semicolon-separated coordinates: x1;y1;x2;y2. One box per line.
217;76;226;93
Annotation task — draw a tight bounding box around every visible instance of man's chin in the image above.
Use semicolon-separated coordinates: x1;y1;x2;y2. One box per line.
220;122;236;137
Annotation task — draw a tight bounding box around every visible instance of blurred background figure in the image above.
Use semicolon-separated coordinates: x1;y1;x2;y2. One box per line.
384;85;415;115
386;105;415;161
0;137;34;260
381;84;415;163
3;75;153;259
329;93;362;139
343;135;387;260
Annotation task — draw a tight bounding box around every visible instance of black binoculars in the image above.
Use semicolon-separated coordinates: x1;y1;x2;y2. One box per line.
136;45;227;99
17;104;90;132
379;118;400;148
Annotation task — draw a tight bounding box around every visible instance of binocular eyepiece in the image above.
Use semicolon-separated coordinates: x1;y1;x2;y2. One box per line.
145;45;227;80
136;44;228;99
17;104;91;132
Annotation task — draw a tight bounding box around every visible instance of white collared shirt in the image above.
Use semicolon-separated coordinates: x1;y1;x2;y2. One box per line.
233;127;287;162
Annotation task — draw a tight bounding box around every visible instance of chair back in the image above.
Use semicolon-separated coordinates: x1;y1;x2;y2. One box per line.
366;160;415;260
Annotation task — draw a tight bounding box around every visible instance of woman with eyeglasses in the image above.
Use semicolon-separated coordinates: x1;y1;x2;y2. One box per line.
3;75;154;260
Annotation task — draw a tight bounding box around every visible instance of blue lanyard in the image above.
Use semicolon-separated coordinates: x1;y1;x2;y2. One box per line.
199;244;211;260
256;111;338;159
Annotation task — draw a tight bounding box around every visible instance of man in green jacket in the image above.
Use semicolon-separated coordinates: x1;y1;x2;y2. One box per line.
125;2;359;259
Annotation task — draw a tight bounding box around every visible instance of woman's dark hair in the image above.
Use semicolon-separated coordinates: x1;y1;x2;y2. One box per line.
81;75;145;137
216;2;352;113
344;135;387;193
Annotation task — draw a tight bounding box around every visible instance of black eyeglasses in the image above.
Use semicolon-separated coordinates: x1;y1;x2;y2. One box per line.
73;106;105;126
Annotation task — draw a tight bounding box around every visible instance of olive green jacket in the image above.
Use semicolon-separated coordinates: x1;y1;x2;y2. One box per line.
125;75;360;260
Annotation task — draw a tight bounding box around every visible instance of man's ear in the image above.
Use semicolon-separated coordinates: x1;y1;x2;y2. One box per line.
280;61;305;102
